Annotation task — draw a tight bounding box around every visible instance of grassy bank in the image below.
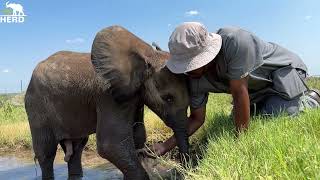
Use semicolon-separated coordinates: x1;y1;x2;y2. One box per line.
0;78;320;179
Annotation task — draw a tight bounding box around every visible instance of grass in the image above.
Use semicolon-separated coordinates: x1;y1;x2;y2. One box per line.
0;94;31;150
0;77;320;179
185;99;320;179
183;77;320;179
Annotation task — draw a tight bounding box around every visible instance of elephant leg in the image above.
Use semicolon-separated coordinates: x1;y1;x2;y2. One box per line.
31;127;58;180
133;102;146;149
60;137;88;180
96;98;149;180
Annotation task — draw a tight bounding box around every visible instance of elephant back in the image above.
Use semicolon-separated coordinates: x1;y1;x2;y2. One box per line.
30;51;101;97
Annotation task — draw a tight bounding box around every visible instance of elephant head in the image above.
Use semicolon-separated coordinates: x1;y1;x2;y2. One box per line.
91;25;190;155
144;67;190;154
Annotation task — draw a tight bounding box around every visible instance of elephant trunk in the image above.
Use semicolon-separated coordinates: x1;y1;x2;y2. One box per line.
165;108;190;162
173;122;190;165
173;127;189;154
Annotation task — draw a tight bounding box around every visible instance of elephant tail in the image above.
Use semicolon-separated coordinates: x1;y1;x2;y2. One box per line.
63;140;73;162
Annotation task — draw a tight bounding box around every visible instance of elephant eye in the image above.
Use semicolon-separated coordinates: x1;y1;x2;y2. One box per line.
162;94;174;104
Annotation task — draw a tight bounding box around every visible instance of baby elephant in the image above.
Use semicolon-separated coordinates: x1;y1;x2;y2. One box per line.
25;26;189;180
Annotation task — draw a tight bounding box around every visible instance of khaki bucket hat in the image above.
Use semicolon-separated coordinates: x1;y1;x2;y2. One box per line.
166;22;222;74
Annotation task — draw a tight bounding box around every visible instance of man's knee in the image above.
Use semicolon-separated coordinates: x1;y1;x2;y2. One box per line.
257;95;300;116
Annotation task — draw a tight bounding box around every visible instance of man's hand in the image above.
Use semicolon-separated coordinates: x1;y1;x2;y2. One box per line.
229;77;250;134
149;142;167;156
136;143;166;158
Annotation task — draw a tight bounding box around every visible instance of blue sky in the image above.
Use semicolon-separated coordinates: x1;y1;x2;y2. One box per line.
0;0;319;93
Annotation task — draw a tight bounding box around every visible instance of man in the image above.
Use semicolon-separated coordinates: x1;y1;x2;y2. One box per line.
151;22;320;155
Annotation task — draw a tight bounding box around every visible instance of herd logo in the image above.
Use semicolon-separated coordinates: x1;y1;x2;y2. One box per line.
0;1;26;23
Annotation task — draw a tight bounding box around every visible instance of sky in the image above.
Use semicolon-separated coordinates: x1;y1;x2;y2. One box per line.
0;0;319;93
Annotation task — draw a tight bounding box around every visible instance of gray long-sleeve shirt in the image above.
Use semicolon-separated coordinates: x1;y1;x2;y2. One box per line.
190;27;308;109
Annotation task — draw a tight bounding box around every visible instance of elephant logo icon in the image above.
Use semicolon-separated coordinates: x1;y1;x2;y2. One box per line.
0;1;26;23
5;1;25;16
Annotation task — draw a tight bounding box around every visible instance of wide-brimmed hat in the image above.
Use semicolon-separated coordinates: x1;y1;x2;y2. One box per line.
166;22;222;74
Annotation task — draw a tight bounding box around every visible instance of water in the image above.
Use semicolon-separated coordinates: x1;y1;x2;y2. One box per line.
0;152;122;180
0;156;122;179
0;151;179;180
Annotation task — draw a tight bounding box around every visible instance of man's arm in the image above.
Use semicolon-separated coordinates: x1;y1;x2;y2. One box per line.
229;77;250;133
151;106;206;155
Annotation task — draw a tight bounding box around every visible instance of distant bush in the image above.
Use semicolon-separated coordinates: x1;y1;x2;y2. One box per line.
0;95;27;124
307;76;320;90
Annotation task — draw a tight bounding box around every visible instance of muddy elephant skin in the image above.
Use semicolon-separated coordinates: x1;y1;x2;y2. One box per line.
25;25;189;180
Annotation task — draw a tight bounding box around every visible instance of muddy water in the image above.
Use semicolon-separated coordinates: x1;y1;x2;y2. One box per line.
0;150;122;180
0;150;180;180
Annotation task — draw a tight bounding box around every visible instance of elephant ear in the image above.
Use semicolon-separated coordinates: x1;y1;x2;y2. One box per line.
91;26;169;103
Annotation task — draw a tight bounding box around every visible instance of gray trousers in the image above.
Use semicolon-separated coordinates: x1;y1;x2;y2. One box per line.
253;93;319;116
254;95;301;116
252;70;319;116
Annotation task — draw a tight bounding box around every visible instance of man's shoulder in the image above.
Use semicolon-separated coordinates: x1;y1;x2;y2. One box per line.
217;27;242;37
217;27;254;40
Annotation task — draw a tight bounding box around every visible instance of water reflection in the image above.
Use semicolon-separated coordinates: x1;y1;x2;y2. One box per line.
0;156;122;180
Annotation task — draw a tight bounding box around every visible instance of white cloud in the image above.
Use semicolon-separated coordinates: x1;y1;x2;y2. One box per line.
2;69;9;73
66;38;85;44
185;10;199;16
168;23;172;27
305;15;312;21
